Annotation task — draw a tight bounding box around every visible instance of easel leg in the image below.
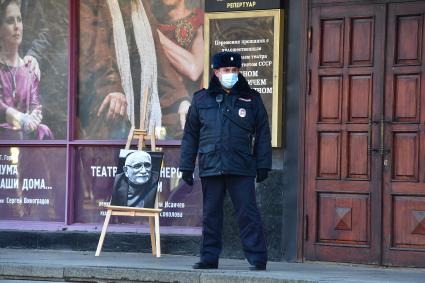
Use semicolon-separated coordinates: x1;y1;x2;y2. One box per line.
149;216;156;257
95;209;112;256
155;213;161;257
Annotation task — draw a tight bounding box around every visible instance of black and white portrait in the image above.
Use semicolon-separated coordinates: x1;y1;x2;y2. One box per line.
110;149;163;208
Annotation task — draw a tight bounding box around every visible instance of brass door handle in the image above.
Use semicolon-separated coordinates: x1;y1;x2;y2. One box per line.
368;119;372;155
368;119;390;156
368;119;380;155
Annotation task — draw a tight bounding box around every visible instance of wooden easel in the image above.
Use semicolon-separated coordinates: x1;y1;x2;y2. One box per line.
96;89;162;257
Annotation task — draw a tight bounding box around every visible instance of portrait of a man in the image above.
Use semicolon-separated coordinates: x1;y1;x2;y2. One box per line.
110;150;163;208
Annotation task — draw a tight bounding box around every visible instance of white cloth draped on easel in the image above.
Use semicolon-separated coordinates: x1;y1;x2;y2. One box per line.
107;0;161;133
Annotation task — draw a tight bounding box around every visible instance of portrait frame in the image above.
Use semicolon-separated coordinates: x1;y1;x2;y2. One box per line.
110;149;164;209
204;9;284;147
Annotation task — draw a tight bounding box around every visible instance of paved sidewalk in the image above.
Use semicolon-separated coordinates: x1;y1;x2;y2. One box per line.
0;248;424;283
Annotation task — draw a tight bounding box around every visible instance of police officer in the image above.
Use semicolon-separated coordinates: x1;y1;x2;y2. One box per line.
179;51;272;271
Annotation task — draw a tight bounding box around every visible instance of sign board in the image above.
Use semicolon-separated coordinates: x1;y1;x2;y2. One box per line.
205;0;283;12
204;9;284;147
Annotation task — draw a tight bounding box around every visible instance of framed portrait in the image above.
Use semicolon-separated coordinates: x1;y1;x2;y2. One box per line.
110;149;164;209
204;9;284;147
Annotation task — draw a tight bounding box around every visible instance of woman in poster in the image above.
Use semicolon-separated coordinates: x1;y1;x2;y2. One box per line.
154;0;204;130
0;0;52;140
78;0;190;140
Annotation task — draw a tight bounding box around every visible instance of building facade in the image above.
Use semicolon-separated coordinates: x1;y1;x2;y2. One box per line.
1;0;425;268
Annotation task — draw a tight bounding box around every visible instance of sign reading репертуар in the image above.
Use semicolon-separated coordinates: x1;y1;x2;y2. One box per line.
205;0;283;12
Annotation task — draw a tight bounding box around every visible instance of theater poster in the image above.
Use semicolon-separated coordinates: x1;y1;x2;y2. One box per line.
74;147;202;229
0;146;67;222
0;0;68;140
204;8;283;147
77;0;205;141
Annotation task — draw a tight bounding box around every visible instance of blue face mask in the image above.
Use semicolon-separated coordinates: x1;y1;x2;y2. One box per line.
220;72;238;89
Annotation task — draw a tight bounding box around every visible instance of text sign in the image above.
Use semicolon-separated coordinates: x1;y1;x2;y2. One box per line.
205;0;283;12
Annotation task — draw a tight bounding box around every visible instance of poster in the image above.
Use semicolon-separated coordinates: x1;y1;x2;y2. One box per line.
0;0;69;140
0;147;67;221
77;0;205;141
205;9;283;147
74;147;202;228
110;149;163;209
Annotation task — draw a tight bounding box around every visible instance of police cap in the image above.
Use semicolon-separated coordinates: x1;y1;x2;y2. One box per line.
212;51;242;69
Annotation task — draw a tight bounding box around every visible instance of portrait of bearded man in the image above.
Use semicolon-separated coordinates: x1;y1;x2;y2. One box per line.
111;150;162;208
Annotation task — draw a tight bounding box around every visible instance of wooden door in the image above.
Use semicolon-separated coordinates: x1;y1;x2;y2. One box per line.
304;4;385;263
383;1;425;267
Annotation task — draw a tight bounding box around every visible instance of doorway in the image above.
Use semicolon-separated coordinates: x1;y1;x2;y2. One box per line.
304;0;425;267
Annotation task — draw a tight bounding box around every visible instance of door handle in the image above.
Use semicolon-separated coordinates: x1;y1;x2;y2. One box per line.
379;118;391;157
368;119;372;155
368;119;380;155
368;119;391;156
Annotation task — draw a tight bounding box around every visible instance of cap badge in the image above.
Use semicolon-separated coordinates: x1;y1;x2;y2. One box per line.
230;56;234;61
239;108;246;118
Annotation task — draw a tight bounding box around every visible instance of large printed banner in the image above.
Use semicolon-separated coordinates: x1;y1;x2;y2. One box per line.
0;145;202;227
0;147;67;221
0;0;68;140
77;0;205;141
74;147;202;227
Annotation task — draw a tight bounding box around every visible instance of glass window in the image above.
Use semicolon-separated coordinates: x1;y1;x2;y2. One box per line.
0;0;206;233
74;146;202;228
0;146;67;222
0;0;69;140
77;0;205;141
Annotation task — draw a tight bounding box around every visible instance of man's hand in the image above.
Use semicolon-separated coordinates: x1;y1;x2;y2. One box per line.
97;92;127;120
178;100;191;129
256;169;269;183
181;170;194;186
23;55;40;80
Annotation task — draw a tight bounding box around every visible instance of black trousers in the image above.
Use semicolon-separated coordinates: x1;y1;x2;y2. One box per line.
200;175;267;266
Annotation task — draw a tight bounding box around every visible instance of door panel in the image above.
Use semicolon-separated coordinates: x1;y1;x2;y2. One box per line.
305;4;385;263
320;19;344;66
383;1;425;267
350;18;374;65
305;0;425;267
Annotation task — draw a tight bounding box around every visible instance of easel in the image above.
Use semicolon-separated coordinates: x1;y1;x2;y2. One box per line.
96;89;162;257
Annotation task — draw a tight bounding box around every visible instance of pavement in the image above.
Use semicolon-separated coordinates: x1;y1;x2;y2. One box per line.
0;249;424;283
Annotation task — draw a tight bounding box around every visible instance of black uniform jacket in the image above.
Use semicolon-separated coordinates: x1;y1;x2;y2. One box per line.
179;74;272;177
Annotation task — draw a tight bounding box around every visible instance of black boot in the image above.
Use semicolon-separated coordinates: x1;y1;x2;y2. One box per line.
192;261;218;269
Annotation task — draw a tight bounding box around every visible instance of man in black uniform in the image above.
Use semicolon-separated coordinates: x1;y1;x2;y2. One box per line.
179;51;272;271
